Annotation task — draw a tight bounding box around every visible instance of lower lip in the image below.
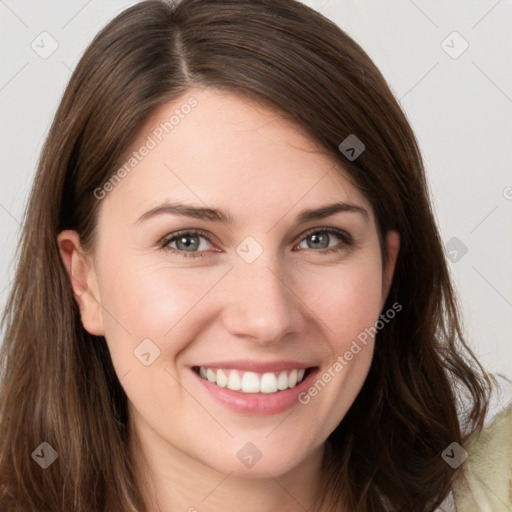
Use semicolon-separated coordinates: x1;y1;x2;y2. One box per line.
193;368;319;415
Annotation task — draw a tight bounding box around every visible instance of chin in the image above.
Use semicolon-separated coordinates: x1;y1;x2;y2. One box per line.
195;437;320;479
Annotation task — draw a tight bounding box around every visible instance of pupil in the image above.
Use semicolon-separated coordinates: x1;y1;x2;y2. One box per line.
310;233;328;249
178;235;198;251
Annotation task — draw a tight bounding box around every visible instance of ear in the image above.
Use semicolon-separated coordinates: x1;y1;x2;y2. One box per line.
382;230;400;305
57;230;105;336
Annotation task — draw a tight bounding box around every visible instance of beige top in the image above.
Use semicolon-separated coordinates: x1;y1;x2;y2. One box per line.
440;373;512;511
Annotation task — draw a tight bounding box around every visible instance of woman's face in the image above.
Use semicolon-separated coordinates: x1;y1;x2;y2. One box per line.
59;87;399;479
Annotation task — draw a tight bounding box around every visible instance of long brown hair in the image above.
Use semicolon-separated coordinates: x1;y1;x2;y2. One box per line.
0;0;495;510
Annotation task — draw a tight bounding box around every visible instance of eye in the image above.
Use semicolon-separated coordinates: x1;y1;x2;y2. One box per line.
159;227;353;258
294;227;353;254
160;229;215;259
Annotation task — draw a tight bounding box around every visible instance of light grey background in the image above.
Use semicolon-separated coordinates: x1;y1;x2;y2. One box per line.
1;1;511;378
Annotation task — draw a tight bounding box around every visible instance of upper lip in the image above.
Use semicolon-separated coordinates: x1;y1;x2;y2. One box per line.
192;360;317;373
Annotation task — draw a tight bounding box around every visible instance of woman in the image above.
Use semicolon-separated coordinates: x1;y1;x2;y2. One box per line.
0;0;506;510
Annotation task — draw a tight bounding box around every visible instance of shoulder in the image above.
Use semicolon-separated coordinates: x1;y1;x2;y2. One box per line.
451;373;512;511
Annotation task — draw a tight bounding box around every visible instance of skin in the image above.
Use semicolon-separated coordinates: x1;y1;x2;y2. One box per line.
58;87;399;511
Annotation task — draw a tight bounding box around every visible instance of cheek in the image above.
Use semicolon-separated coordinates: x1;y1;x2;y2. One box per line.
94;254;225;363
293;261;383;437
97;244;384;356
95;225;384;348
302;255;384;350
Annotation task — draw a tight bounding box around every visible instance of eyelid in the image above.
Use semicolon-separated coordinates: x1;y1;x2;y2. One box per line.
159;228;218;252
293;226;353;246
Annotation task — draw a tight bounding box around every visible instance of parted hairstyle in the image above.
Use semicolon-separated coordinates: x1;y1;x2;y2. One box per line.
0;0;495;511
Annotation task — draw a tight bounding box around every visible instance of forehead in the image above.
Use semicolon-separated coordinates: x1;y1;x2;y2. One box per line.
98;87;373;226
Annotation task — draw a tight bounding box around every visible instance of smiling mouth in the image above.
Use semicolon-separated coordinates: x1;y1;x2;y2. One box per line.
192;366;314;394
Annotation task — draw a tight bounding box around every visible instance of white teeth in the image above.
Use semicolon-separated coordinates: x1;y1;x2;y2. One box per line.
227;371;242;391
277;371;289;390
260;372;278;393
241;372;260;393
288;369;298;388
197;366;309;394
216;369;228;388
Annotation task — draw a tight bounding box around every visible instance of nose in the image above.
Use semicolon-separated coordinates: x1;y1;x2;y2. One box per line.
220;253;304;344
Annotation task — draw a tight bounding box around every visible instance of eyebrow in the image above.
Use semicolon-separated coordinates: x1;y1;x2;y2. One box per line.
135;200;369;225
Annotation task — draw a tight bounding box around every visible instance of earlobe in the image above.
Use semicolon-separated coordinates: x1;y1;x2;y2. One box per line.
382;230;400;303
57;230;105;336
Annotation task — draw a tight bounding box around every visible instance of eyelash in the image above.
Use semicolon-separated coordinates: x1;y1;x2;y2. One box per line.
159;227;354;259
